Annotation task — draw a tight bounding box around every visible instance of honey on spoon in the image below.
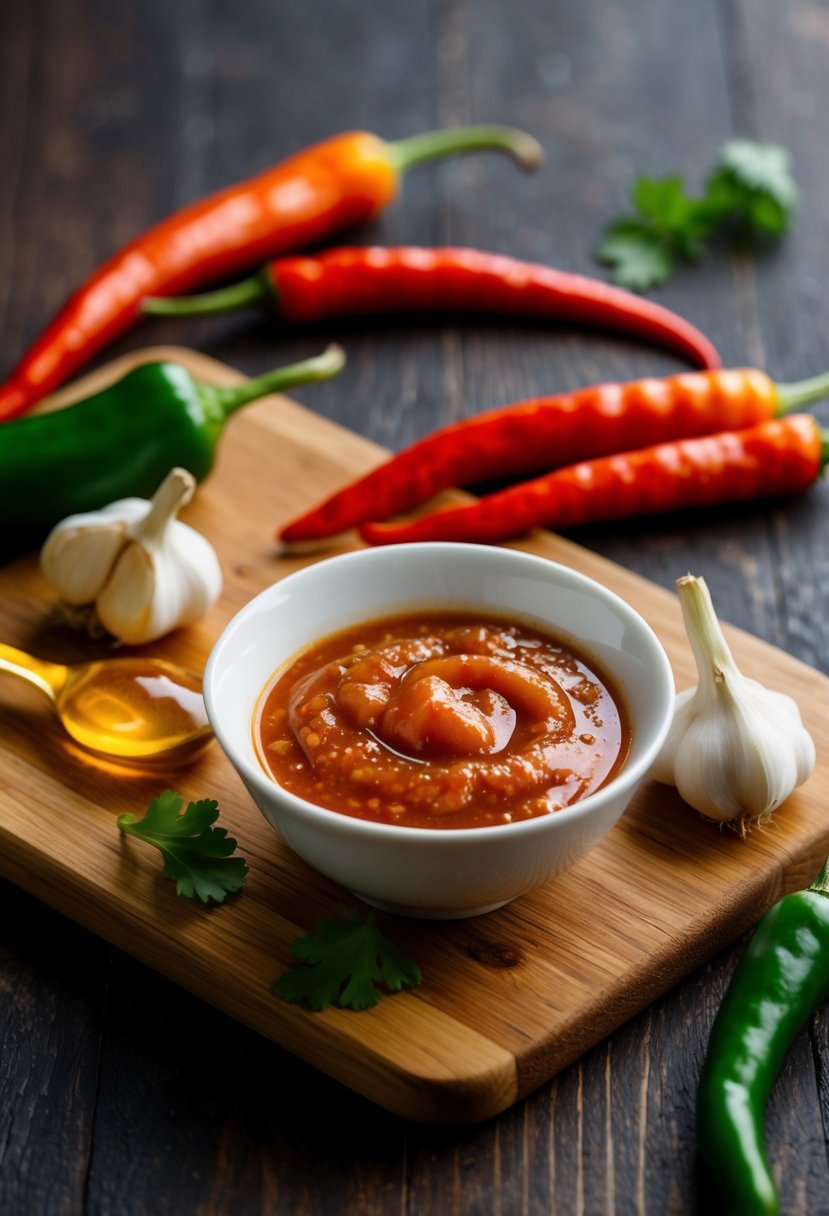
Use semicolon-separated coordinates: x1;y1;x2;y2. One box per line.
0;644;212;766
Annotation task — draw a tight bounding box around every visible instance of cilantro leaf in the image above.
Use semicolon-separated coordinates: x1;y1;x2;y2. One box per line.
632;174;710;256
596;140;796;289
272;907;422;1011
118;790;249;903
705;141;797;238
596;220;675;291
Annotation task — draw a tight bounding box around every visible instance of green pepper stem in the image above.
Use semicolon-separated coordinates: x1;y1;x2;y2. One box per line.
208;344;345;417
776;369;829;413
142;270;273;317
385;124;544;174
809;855;829;898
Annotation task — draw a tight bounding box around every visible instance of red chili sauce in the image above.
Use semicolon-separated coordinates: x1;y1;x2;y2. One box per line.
255;612;631;830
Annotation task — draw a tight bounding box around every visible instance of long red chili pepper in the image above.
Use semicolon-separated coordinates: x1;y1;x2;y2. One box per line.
277;366;829;545
0;126;541;421
357;415;828;546
144;244;721;370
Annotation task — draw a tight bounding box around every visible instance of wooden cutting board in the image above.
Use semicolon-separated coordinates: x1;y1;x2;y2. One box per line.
2;346;828;1125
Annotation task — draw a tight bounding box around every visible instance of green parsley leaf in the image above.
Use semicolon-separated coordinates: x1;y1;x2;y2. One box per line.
705;141;797;238
118;790;249;904
596;140;797;289
272;907;422;1011
632;174;709;251
718;141;797;212
596;220;675;291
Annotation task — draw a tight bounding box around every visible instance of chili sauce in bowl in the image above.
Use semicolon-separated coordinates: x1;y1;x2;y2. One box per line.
256;611;630;830
204;543;673;918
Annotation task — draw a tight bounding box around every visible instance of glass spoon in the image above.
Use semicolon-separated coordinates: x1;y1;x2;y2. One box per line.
0;643;213;767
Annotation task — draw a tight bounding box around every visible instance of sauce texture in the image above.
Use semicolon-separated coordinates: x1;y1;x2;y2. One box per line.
256;612;630;830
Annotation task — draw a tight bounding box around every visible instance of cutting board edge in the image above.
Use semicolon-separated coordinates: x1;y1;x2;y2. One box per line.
509;823;829;1099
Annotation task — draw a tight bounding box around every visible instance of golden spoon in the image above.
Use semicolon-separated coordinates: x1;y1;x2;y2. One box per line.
0;643;212;767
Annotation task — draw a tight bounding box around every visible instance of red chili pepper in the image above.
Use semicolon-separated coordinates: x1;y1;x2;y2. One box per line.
145;244;721;370
0;126;541;421
357;415;828;547
278;366;829;545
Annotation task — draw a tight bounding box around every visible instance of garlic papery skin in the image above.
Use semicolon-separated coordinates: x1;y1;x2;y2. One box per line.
40;468;222;645
650;574;816;831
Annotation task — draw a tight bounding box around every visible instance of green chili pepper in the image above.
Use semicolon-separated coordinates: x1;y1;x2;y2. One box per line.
0;344;344;549
697;855;829;1215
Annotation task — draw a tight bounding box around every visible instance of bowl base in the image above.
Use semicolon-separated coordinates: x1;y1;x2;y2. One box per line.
351;891;511;920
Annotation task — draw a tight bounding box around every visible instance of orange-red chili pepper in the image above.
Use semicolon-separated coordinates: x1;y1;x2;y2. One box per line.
358;415;827;546
278;366;829;545
145;244;721;370
0;126;541;421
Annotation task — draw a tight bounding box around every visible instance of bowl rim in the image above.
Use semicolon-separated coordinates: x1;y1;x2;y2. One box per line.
203;542;675;842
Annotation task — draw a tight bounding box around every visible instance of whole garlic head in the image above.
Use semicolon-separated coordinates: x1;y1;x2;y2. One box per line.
650;574;815;832
40;468;222;645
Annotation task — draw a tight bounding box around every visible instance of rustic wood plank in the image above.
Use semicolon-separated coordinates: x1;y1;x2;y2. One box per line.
86;956;410;1216
0;882;103;1215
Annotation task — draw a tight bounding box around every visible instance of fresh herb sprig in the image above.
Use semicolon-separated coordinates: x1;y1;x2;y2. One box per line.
597;140;797;291
273;907;422;1011
117;790;249;904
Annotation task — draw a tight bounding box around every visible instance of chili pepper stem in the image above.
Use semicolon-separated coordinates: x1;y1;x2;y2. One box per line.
775;368;829;412
385;124;544;173
810;854;829;897
206;344;345;418
143;271;271;317
145;127;548;322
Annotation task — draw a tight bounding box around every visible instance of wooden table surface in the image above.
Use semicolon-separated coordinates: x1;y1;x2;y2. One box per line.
2;1;828;1213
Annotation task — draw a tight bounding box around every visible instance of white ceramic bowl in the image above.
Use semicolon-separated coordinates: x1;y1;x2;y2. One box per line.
204;543;674;919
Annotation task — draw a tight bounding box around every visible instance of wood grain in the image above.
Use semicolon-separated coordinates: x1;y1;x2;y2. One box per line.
2;346;827;1125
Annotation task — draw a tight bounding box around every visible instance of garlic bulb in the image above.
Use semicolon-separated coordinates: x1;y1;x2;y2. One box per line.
40;468;222;644
651;573;815;832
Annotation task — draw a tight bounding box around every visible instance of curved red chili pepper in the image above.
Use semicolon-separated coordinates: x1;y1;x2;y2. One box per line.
0;126;541;421
278;366;829;545
145;245;722;371
358;415;827;547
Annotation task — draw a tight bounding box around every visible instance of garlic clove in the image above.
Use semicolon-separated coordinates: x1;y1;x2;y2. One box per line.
39;499;147;605
40;518;129;605
96;523;222;644
94;539;157;644
648;687;693;787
